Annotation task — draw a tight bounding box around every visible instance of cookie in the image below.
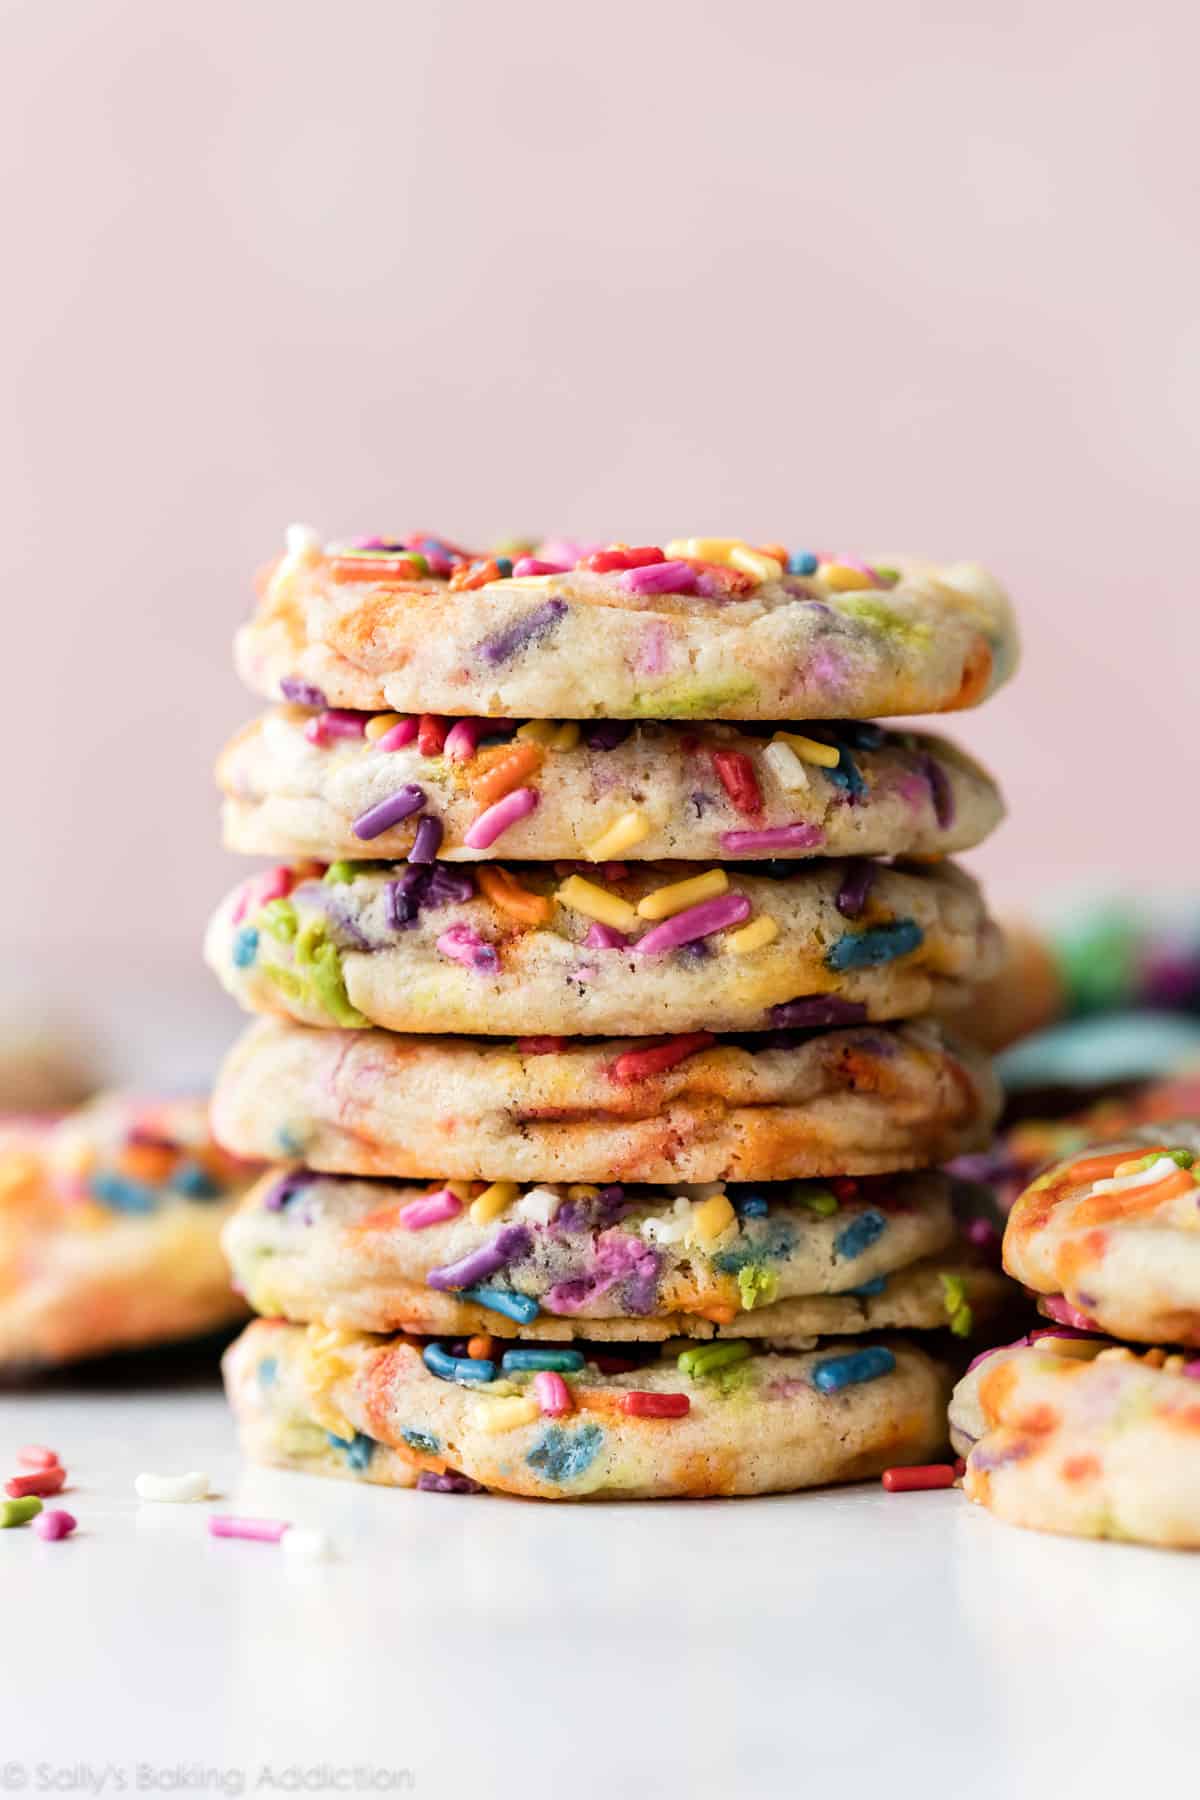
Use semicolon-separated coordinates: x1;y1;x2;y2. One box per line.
1003;1124;1200;1345
236;529;1017;723
951;1336;1200;1548
0;1094;255;1370
207;857;1002;1038
224;1317;951;1499
223;1164;1009;1336
211;1017;1001;1184
218;707;1004;865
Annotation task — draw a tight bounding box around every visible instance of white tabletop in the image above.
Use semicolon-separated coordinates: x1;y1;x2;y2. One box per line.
1;1355;1193;1799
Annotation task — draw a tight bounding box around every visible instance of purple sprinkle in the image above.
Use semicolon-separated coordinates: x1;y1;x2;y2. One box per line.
352;785;425;840
263;1170;317;1211
280;677;327;708
417;1471;484;1494
422;864;476;907
583;720;633;751
769;997;869;1029
546;1229;658;1315
386;866;428;930
835;861;876;919
409;815;443;864
583;922;629;949
476;599;567;666
922;754;955;829
427;1224;532;1292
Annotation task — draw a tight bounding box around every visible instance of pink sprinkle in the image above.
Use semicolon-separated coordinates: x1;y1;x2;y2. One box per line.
637;623;668;674
635;893;751;955
397;1188;463;1230
231;865;293;925
464;787;539;850
436;923;499;972
17;1445;59;1471
33;1509;75;1542
721;823;825;854
1041;1295;1100;1331
209;1515;290;1543
512;557;572;577
374;717;419;752
303;709;367;746
621;559;698;596
533;1371;572;1416
444;719;487;761
1181;1360;1200;1381
584;922;629;950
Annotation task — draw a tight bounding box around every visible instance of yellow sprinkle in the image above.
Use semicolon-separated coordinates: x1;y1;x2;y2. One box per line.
556;875;639;933
516;720;559;745
777;731;841;769
726;915;779;955
763;739;809;792
692;1193;737;1243
364;712;405;742
584;811;651;860
729;546;782;582
567;1184;601;1202
501;574;558;589
443;1180;474;1199
551;722;581;750
666;536;740;563
818;561;873;593
472;1395;540;1434
470;1180;519;1225
636;869;728;921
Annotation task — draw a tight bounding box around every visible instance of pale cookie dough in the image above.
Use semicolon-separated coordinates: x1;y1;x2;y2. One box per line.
218;707;1005;863
1003;1123;1200;1345
224;1318;951;1499
236;532;1017;722
0;1094;256;1370
951;1336;1200;1549
224;1164;1010;1334
207;857;1002;1037
211;1017;1001;1184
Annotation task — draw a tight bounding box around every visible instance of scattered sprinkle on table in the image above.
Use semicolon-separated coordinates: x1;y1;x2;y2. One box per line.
882;1464;958;1493
17;1445;59;1470
209;1515;290;1543
5;1467;65;1499
33;1509;76;1541
135;1471;211;1503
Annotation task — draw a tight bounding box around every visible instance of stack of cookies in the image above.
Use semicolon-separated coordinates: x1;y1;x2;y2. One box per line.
211;529;1018;1500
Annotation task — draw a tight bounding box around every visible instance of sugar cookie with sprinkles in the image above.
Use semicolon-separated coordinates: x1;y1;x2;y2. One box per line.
1002;1122;1200;1346
210;1017;1001;1184
223;1164;1009;1337
224;1317;952;1500
207;856;1002;1038
950;1335;1200;1548
0;1094;256;1370
236;529;1018;723
218;707;1004;864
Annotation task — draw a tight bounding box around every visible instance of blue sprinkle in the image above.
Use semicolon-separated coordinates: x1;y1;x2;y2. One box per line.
460;1285;540;1324
837;722;885;750
327;1430;376;1471
787;550;819;576
825;919;924;972
843;1276;887;1297
90;1171;157;1214
232;926;260;969
495;557;514;578
525;1422;604;1484
810;1346;896;1393
423;1343;495;1384
825;746;867;801
501;1348;585;1374
402;1427;441;1454
276;1126;305;1156
257;1357;278;1389
834;1209;888;1260
171;1161;220;1199
733;1191;769;1218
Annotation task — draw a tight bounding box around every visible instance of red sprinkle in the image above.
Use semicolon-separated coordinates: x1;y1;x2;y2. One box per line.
831;1177;860;1202
6;1467;66;1499
953;1458;967;1477
882;1464;957;1493
417;714;448;756
710;750;762;817
622;1391;691;1419
17;1445;59;1470
580;546;666;574
609;1032;715;1084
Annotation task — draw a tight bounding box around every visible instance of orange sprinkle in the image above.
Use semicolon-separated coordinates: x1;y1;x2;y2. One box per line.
449;558;502;592
476;866;553;926
472;742;544;807
1060;1148;1172;1187
328;555;424;584
1061;1454;1101;1483
466;1335;495;1361
1075;1166;1196;1226
116;1143;178;1185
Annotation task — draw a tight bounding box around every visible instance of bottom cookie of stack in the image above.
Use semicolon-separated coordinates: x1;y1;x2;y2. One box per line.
225;1320;952;1501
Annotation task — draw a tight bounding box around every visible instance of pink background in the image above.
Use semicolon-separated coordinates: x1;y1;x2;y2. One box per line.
1;5;1194;1079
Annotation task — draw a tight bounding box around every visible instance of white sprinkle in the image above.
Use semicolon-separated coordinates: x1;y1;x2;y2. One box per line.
134;1471;211;1503
281;1526;332;1559
641;1196;695;1246
1089;1156;1182;1197
285;522;322;558
515;1186;562;1225
763;739;809;792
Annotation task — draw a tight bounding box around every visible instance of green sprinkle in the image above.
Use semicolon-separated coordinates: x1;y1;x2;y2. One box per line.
294;916;328;968
324;861;357;885
736;1264;778;1311
1167;1149;1195;1169
259;898;299;942
259;963;310;1002
800;1188;839;1216
628;676;758;719
0;1497;42;1528
309;941;369;1027
940;1272;974;1338
949;1303;974;1338
678;1341;752;1379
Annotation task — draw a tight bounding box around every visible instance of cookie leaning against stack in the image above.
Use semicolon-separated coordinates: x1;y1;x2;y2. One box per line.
212;528;1018;1500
